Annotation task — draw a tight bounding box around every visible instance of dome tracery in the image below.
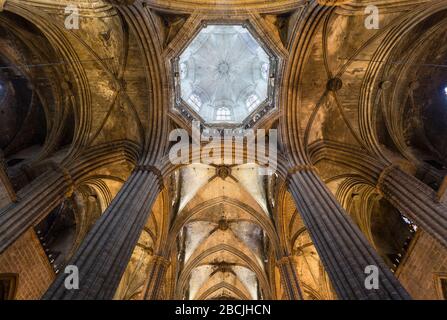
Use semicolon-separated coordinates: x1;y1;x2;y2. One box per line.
175;24;277;126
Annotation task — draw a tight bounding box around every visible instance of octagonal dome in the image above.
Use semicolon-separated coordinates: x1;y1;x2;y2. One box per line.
175;24;276;126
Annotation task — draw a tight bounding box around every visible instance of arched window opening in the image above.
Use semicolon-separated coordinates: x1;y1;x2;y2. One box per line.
215;107;232;121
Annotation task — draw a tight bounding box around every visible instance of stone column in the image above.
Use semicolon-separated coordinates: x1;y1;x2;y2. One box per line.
276;256;303;300
288;166;411;300
144;255;170;300
377;165;447;248
314;142;447;249
0;142;136;254
43;166;163;299
0;168;71;253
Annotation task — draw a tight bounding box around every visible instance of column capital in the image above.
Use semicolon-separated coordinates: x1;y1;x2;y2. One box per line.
134;165;164;190
49;162;75;198
286;165;319;186
376;164;399;194
276;255;294;267
276;255;303;300
288;164;319;176
151;255;170;268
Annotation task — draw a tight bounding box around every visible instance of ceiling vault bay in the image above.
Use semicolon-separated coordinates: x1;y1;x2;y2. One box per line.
0;0;446;301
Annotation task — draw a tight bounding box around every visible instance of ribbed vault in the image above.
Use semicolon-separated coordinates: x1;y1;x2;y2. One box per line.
0;0;446;302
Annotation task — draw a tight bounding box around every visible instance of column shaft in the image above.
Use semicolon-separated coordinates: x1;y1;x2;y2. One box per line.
43;170;161;299
378;166;447;248
277;256;303;300
144;255;170;300
288;169;410;300
314;142;447;249
0;143;135;254
0;169;69;253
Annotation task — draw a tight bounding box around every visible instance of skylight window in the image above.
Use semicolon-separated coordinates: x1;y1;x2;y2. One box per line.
176;24;276;125
215;107;232;121
246;94;260;112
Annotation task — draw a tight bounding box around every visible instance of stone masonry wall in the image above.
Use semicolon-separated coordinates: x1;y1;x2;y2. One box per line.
0;229;55;299
397;231;447;300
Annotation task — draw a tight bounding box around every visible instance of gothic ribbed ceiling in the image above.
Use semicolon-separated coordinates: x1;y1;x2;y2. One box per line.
179;25;271;124
171;163;272;300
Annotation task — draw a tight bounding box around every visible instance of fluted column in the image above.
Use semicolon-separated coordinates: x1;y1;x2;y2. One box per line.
0;142;137;254
311;141;447;249
44;167;163;299
0;168;71;253
144;255;170;300
277;256;303;300
288;166;411;300
377;165;447;248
